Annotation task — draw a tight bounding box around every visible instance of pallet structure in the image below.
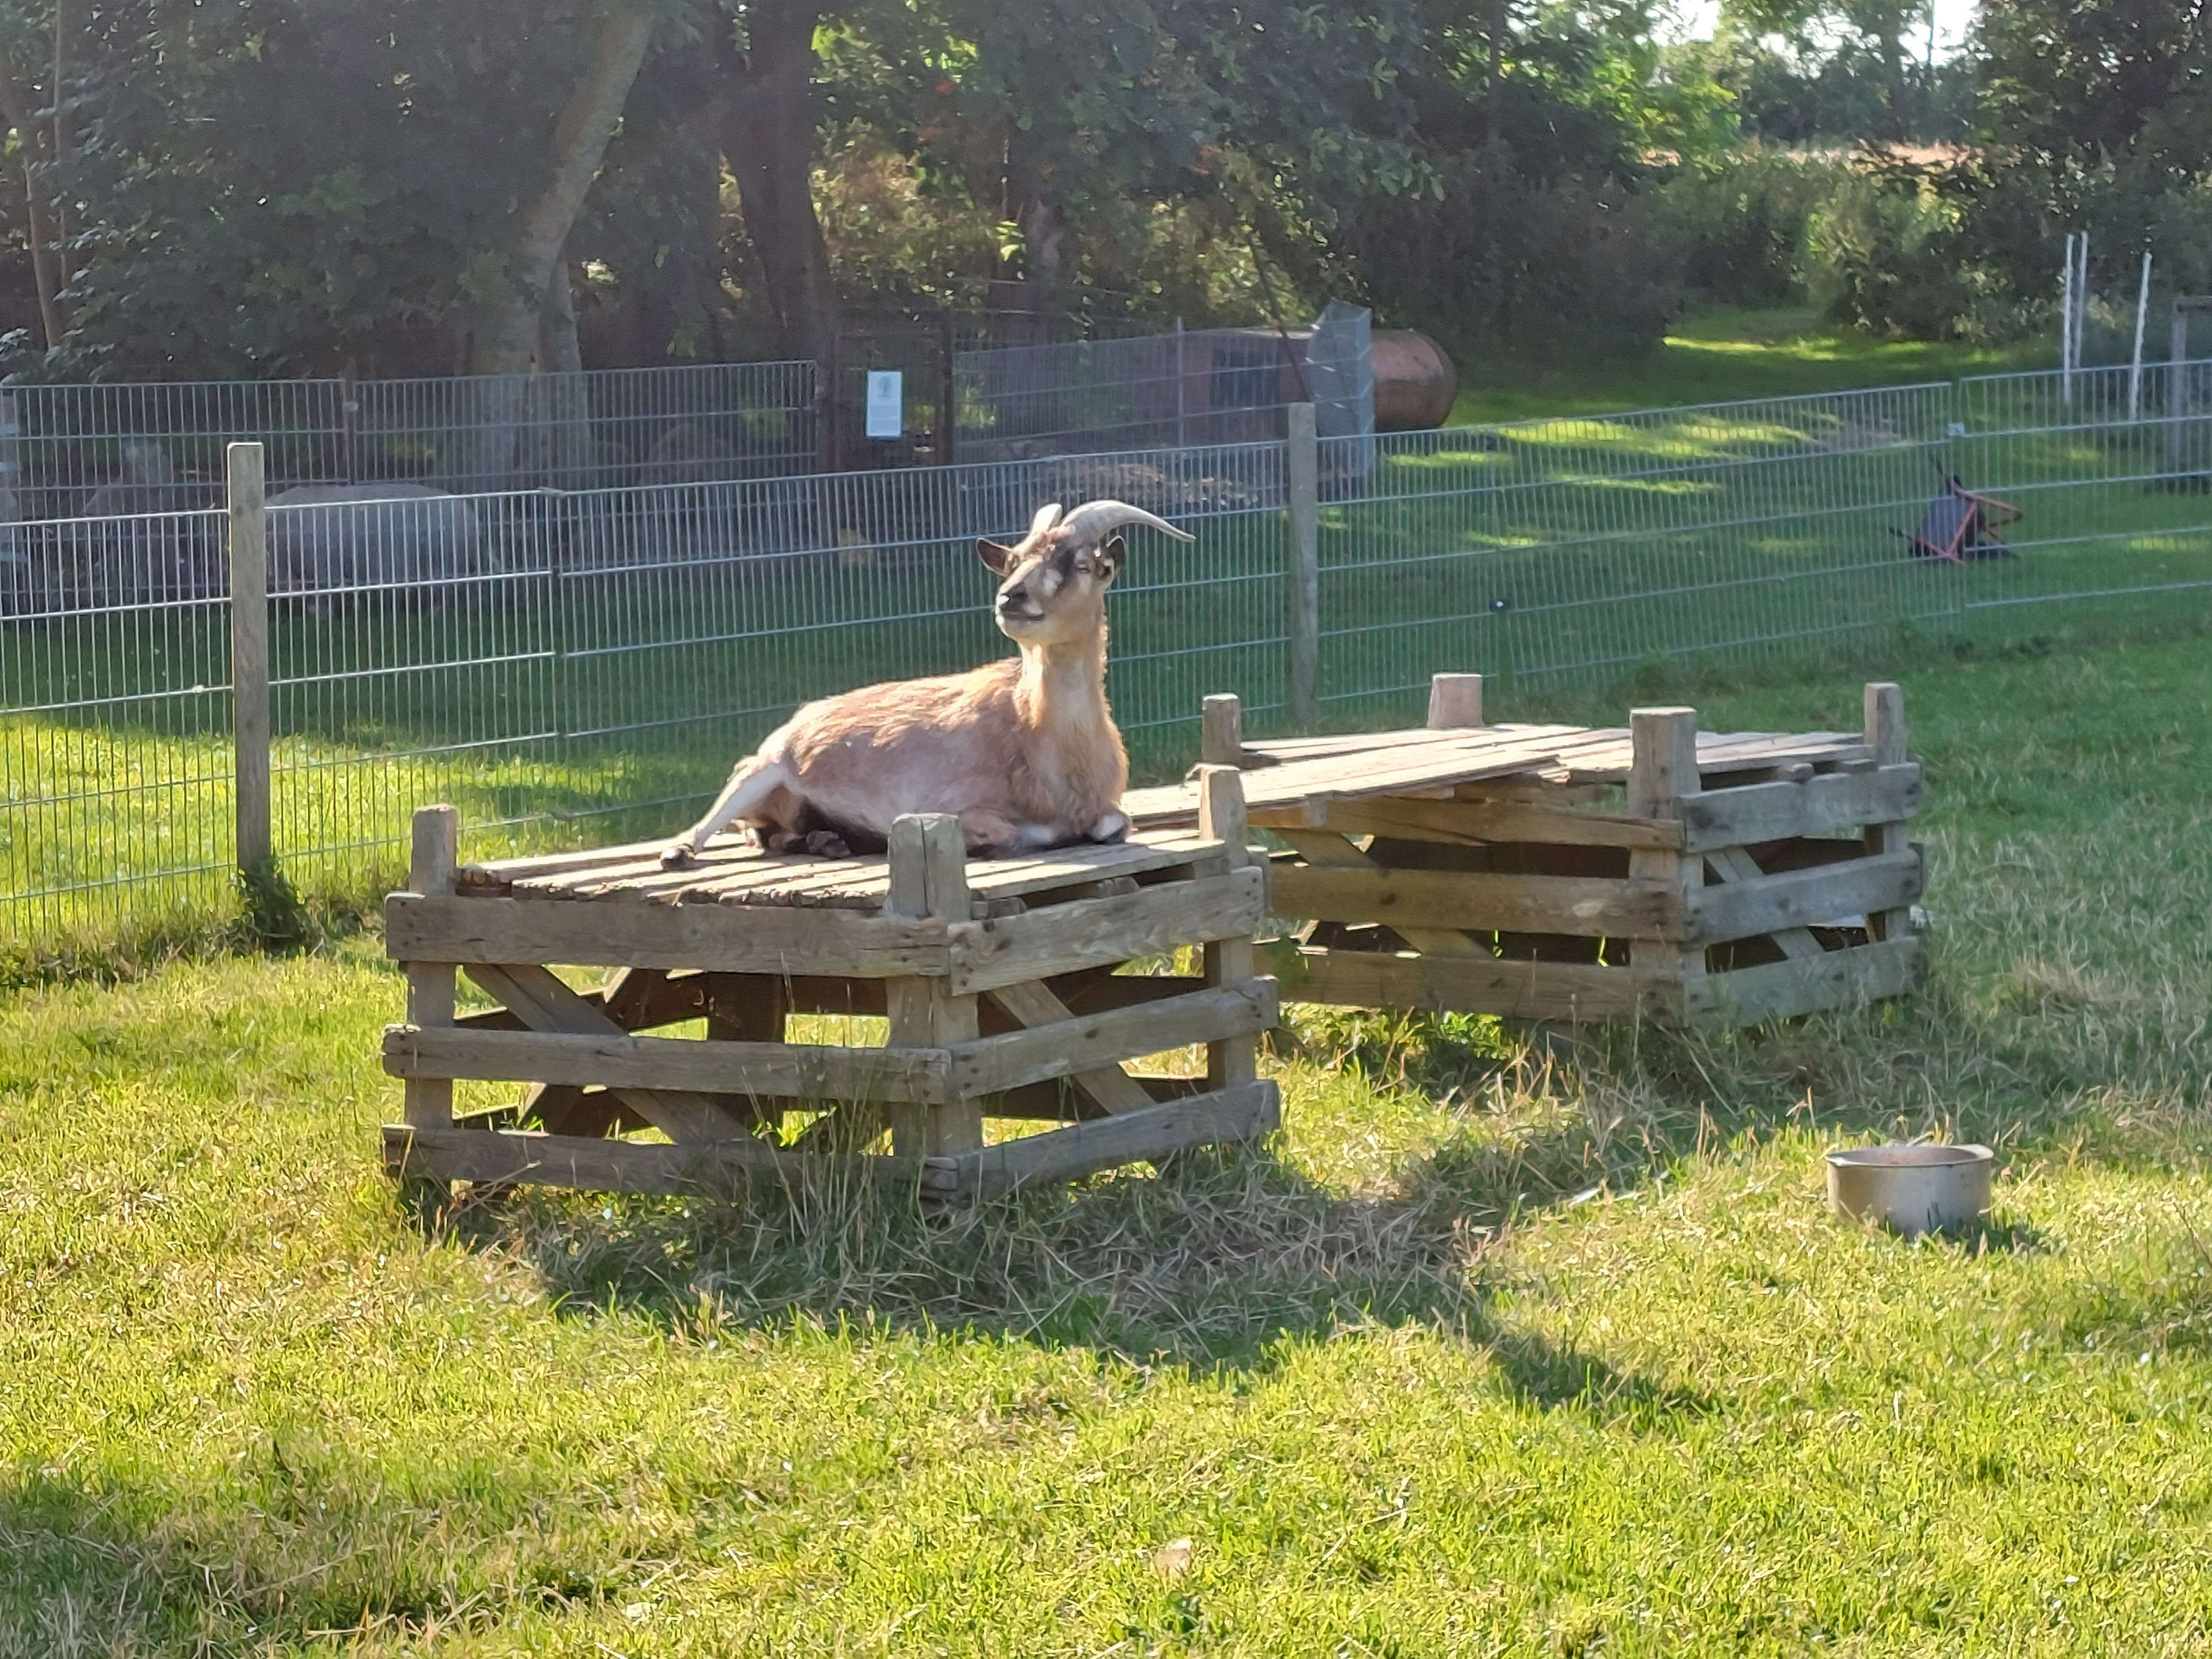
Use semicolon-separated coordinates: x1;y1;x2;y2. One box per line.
1124;676;1925;1029
382;768;1278;1202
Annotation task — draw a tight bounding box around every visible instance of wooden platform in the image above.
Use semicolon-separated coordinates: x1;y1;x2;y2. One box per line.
1128;676;1925;1029
383;770;1279;1203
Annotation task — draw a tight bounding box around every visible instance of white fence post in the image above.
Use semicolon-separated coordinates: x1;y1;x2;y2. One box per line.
228;441;271;872
1286;400;1320;729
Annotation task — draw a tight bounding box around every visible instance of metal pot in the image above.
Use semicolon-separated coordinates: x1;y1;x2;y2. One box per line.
1825;1143;1995;1237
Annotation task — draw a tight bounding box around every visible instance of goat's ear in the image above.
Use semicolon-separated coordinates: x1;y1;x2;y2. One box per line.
977;538;1018;576
1095;533;1127;583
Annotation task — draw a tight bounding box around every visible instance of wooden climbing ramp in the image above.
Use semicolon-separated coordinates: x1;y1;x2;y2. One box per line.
382;767;1278;1203
1125;676;1926;1029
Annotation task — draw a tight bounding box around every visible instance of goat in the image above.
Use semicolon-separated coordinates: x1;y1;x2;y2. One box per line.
660;498;1193;868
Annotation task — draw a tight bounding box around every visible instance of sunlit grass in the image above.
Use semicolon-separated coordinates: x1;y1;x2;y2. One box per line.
0;637;2208;1651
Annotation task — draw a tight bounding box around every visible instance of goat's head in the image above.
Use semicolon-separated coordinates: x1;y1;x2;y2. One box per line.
978;500;1193;648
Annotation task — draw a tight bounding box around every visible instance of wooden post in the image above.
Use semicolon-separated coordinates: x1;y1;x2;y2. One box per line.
400;804;460;1207
1201;693;1245;766
1427;673;1484;729
1627;708;1703;1011
2169;301;2191;476
1862;682;1915;942
227;442;271;872
885;813;981;1156
937;304;958;464
1196;766;1258;1091
1285;400;1320;729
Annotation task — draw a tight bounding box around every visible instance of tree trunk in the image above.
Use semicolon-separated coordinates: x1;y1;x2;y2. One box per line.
722;0;838;366
1005;123;1064;286
1877;13;1908;140
470;2;659;375
0;71;67;348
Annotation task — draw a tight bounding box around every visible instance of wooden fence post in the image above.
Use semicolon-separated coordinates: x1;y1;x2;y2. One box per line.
227;442;271;872
1285;400;1320;729
1862;682;1915;942
1427;673;1484;729
885;813;981;1158
1628;707;1704;1011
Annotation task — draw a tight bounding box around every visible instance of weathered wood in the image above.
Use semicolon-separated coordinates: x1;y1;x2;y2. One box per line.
385;1025;951;1103
1201;692;1272;767
465;962;750;1143
886;814;983;1156
957;979;1276;1100
1276;830;1495;961
387;893;951;978
1427;672;1484;730
979;979;1158;1113
1684;936;1925;1026
1267;862;1678;940
1677;764;1922;853
1287;401;1320;727
1253;794;1681;852
402;806;462;1144
228;443;271;871
1268;945;1668;1022
1861;682;1915;943
946;866;1267;993
1686;848;1922;945
949;1081;1281;1196
1705;845;1824;961
383;1123;960;1196
1196;764;1262;1087
1628;708;1706;995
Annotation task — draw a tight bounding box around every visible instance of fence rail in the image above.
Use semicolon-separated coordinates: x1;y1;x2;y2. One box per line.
6;362;2211;961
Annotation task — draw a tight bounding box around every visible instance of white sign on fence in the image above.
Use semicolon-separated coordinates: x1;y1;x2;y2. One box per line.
865;371;904;439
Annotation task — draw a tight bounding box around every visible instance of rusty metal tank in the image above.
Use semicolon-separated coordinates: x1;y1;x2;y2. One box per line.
1370;330;1457;430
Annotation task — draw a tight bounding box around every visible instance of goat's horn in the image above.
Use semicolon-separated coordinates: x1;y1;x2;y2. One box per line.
1057;498;1195;545
1026;501;1064;540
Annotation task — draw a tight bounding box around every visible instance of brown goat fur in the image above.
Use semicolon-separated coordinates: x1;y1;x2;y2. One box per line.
662;500;1191;866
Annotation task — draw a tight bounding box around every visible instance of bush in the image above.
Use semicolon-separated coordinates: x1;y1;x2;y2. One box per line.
1349;146;1682;360
1662;145;1848;307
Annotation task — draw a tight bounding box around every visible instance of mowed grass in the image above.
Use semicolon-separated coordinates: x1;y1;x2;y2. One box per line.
2;636;2211;1653
1449;307;2051;427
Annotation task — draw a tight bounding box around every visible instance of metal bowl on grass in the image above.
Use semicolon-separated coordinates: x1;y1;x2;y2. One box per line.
1826;1143;1995;1238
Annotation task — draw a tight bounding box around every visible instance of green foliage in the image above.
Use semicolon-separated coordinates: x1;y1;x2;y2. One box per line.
1663;144;1850;307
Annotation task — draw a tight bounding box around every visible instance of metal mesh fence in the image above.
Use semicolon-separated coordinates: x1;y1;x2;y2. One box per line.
5;366;2210;958
952;307;1374;462
0;360;819;522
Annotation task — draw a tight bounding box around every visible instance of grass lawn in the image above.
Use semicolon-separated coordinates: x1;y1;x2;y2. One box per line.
3;632;2210;1653
1449;308;2052;427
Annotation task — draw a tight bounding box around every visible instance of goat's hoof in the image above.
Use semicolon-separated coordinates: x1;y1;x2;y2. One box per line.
659;843;697;871
803;830;852;859
1086;811;1129;844
765;831;805;854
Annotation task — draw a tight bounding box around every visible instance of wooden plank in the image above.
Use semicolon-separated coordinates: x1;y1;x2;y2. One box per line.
1198;765;1261;1090
948;1081;1280;1196
468;836;673;883
1678;764;1922;852
1686;849;1922;945
1266;862;1678;940
1861;683;1916;943
1705;845;1824;961
1626;708;1705;1000
1427;672;1484;729
947;866;1267;994
962;837;1219;901
1277;830;1494;961
385;1024;949;1103
981;980;1158;1114
400;806;461;1150
465;963;750;1144
382;1123;961;1196
886;814;982;1156
1255;795;1681;852
1269;945;1669;1022
1685;936;1925;1028
957;979;1276;1100
387;894;951;978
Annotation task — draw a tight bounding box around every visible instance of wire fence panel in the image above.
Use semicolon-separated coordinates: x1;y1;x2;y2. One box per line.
10;369;2212;962
1950;363;2212;646
953;307;1373;462
0;509;232;958
1315;385;1956;724
0;361;818;521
